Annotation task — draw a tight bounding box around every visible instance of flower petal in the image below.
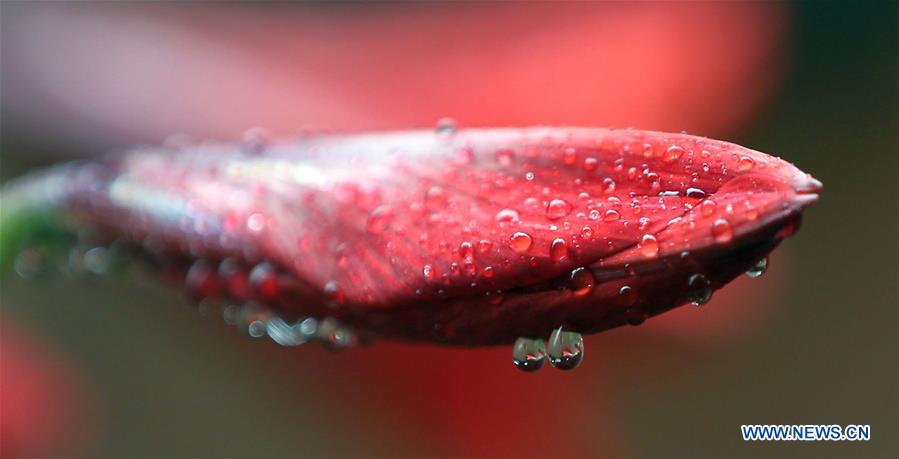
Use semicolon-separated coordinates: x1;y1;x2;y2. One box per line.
10;127;820;345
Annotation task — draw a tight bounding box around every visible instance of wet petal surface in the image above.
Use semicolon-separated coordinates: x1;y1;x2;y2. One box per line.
10;127;820;345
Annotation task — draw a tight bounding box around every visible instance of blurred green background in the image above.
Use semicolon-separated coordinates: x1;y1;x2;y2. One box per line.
1;2;896;458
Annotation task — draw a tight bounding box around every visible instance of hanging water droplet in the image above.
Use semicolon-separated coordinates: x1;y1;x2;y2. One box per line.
547;327;584;370
266;317;308;346
745;257;768;278
546;198;572;220
435;117;457;136
687;273;712;306
512;337;546;372
249;262;279;302
185;259;221;300
509;232;533;253
218;257;249;300
248;319;268;338
14;246;52;280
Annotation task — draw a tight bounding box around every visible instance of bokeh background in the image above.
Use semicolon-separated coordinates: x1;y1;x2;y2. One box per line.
1;2;896;457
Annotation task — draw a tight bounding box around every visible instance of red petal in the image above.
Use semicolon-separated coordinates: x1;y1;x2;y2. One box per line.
26;127;820;345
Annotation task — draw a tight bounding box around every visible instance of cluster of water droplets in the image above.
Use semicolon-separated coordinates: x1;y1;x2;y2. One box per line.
513;326;584;372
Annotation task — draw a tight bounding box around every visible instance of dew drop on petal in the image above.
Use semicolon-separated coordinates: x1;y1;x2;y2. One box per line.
546;198;572;220
687;273;712;306
712;218;733;243
562;147;577;165
738;156;755;171
547;327;584;371
618;285;637;306
603;209;620;222
495;149;515;167
583;157;598;172
685;187;707;198
435;117;457;136
638;234;659;258
324;280;344;304
246;212;266;232
746;257;768;278
495;208;520;223
509;232;533;253
663;145;685;162
422;264;436;281
513;337;546;372
580;225;593;239
569;267;595;297
249;262;280;302
700;199;717;217
185;259;221;299
459;242;474;259
367;206;394;233
550;238;568;262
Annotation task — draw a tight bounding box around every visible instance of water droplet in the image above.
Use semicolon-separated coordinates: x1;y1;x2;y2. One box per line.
185;259;221;299
82;247;110;275
580;226;593;239
685;187;706;198
218;258;249;300
435;117;457;136
700;199;717;217
663;145;685;162
509;232;533;253
266;317;308;346
738;156;755;171
583;157;598;171
249;262;279;301
13;247;53;280
512;337;546;372
711;218;733;243
569;267;595;297
745;257;768;278
687;273;712;306
324;280;344;304
495;149;515;167
625;307;646;326
422;264;436;281
495;208;520;223
477;240;493;253
637;234;659;258
603;209;620;222
562;147;577;165
459;241;474;259
546;198;572;220
524;171;535;181
550;238;568;262
618;285;637;306
367;206;394;233
547;327;584;370
241;127;271;154
246;212;266;232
